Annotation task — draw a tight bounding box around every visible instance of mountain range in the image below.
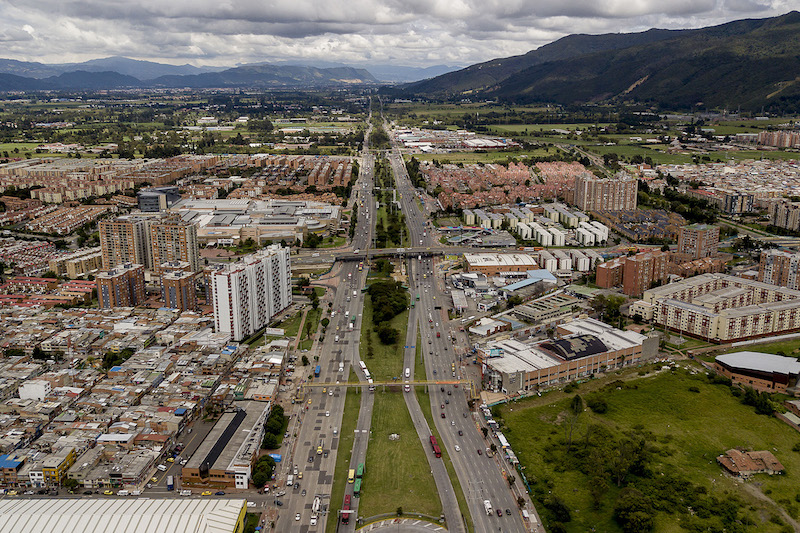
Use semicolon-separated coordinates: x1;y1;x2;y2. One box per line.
400;11;800;111
0;56;458;90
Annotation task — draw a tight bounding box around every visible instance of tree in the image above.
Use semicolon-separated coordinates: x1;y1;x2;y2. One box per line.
301;355;309;366
63;478;79;490
517;496;525;508
613;487;654;533
564;394;584;449
252;470;270;488
261;433;279;450
377;325;399;345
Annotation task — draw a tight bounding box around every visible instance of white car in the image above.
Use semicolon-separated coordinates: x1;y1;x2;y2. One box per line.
310;516;318;526
325;411;330;417
454;445;461;452
295;513;301;521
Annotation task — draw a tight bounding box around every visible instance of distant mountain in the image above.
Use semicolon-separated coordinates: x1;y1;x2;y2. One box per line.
400;11;800;111
254;59;460;83
0;63;377;91
150;64;376;88
0;56;222;80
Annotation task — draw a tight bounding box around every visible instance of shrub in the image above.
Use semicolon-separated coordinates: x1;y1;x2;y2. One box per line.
587;396;608;414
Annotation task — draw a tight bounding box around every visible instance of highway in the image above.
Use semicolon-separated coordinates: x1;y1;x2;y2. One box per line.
274;113;378;532
390;143;535;532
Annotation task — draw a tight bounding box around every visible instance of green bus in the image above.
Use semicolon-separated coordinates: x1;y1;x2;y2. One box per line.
416;294;420;300
353;478;362;497
356;463;364;479
411;300;415;308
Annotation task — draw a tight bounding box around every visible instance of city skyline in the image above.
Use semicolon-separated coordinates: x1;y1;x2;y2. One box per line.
0;1;797;68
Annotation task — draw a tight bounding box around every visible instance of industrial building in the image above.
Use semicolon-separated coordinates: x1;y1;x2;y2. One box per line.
0;498;247;533
715;351;800;395
182;401;272;489
478;318;657;394
463;253;538;276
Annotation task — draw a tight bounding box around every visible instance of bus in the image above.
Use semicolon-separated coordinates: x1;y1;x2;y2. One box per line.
356;463;364;479
411;299;415;308
314;365;321;378
359;361;367;373
416;293;420;301
342;494;352;524
429;435;442;458
347;469;355;483
353;478;362;497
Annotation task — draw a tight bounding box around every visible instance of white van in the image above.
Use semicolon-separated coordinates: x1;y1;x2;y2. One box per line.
157;464;167;472
180;489;192;496
131;490;141;496
117;490;129;496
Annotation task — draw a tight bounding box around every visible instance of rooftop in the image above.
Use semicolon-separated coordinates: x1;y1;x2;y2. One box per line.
716;351;800;376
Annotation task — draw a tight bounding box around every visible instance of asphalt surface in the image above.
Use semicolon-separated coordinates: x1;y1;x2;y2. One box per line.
274;115;378;532
389;146;534;533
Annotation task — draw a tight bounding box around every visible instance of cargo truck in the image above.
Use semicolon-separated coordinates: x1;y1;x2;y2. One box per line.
484;500;493;515
166;475;174;491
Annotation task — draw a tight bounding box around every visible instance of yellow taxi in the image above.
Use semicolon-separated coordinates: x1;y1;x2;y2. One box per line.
322;388;326;394
6;490;17;496
307;398;312;405
166;457;175;463
103;490;114;495
151;477;158;483
201;490;213;496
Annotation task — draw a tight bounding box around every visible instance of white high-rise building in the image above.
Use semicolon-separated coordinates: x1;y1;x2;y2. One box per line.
211;245;292;341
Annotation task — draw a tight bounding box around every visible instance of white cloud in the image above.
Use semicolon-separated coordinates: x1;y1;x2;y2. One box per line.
0;0;796;67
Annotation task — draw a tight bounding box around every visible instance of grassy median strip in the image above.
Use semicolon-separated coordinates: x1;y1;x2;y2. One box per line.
416;387;474;533
359;392;442;519
359;296;409;381
326;371;362;532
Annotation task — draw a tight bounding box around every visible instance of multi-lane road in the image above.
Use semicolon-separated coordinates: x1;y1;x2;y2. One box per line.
391;145;534;532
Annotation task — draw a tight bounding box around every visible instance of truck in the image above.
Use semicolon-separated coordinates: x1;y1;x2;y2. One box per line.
339;362;344;373
484;500;493;515
166;476;174;491
335;335;340;343
314;365;321;378
286;474;294;487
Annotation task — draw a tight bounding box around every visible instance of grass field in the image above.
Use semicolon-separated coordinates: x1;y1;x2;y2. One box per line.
326;375;362;532
358;392;443;519
412;148;554;165
276;311;303;339
318;236;347;248
359;296;409;382
299;305;323;351
501;364;800;533
415;386;474;532
728;338;800;357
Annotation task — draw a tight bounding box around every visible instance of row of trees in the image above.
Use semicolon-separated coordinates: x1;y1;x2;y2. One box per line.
260;405;287;450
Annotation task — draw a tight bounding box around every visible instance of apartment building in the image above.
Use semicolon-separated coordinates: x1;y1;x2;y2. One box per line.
574;172;637;212
677;224;720;259
97;263;146;308
211;245;291;341
770;200;800;232
99;217;153;269
161;269;197;311
623;250;668;296
759;249;800;290
150;220;200;274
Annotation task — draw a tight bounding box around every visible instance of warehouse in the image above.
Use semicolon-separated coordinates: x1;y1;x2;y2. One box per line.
464;253;538;275
715;351;800;394
0;498;247;533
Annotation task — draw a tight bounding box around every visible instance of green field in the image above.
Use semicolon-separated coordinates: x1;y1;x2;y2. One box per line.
501;365;800;532
299;305;323;351
358;392;443;519
275;310;303;338
326;375;362;532
412;148;554;165
728;338;800;357
359;296;409;381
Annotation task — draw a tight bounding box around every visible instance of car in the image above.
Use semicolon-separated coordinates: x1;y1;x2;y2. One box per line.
180;459;187;466
151;477;158;483
497;509;503;517
307;399;312;405
201;491;213;496
322;388;326;393
310;516;318;526
445;399;449;404
463;412;468;418
215;491;226;496
146;483;152;489
441;404;445;409
6;490;17;496
506;509;512;516
83;490;93;495
301;489;307;496
447;390;451;395
454;445;461;452
441;412;445;418
323;451;329;458
477;449;482;455
103;490;114;495
275;500;283;506
458;430;463;436
166;457;175;463
295;513;301;521
325;411;330;417
440;387;444;392
24;490;34;495
329;390;333;396
308;456;314;462
294;483;300;490
297;472;303;479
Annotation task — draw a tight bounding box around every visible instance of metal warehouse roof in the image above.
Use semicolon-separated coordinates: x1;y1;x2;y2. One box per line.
716;351;800;376
0;498;246;533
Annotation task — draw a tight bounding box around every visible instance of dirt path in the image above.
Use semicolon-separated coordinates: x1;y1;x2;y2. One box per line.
741;481;800;531
293;308;309;350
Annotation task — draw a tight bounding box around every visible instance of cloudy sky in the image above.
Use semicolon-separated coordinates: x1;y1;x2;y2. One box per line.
1;0;798;67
